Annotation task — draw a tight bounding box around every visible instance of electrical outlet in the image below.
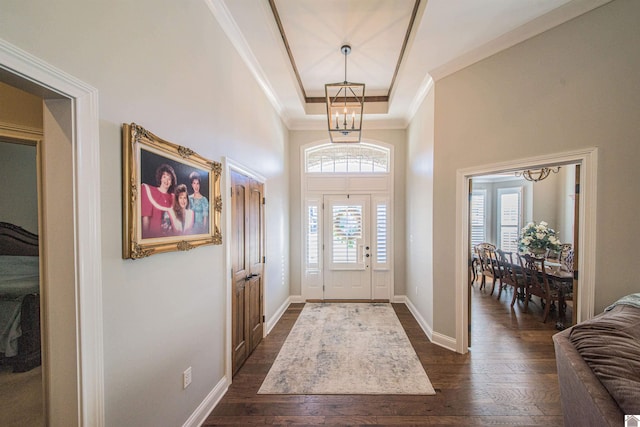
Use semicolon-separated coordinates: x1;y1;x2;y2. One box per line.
183;367;192;389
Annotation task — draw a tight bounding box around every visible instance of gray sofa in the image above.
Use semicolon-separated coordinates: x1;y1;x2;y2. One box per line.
553;296;640;426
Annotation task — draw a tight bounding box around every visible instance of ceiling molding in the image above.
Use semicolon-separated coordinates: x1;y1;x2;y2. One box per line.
267;0;307;100
387;0;421;101
204;0;291;127
207;0;613;132
430;0;614;81
405;74;434;125
269;0;421;105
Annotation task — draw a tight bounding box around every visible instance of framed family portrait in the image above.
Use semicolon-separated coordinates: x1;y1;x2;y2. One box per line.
122;123;222;259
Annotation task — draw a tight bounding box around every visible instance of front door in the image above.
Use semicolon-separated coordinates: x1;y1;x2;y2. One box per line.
230;170;264;375
323;194;371;299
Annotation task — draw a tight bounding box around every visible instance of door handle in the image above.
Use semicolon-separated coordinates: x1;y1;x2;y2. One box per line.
245;273;259;281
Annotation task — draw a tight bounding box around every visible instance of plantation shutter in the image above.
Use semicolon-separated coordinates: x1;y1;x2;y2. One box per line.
499;189;521;252
376;202;387;265
331;205;363;264
470;191;486;248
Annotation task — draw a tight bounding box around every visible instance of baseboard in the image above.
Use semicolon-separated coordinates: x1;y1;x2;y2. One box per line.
403;297;458;352
391;294;407;304
431;331;457;352
266;296;293;335
182;375;229;427
404;297;434;341
289;295;305;303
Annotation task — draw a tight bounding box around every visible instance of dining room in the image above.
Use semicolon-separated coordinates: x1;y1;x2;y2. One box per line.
468;163;578;338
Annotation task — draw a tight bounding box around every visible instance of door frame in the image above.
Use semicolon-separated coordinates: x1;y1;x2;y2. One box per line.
223;157;266;382
299;140;395;302
0;39;104;424
455;147;598;354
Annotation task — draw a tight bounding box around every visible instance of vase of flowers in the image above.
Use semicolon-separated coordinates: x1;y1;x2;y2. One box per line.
519;221;562;256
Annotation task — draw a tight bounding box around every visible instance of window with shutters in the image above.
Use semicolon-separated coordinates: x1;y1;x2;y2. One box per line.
306;204;319;266
376;202;388;265
498;188;522;252
470;190;487;249
332;205;362;263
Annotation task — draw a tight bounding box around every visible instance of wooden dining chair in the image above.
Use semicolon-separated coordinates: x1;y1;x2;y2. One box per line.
517;253;563;323
561;248;574;274
475;243;498;294
495;249;522;306
556;248;575;317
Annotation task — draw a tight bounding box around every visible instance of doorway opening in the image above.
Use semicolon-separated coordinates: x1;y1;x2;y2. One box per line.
455;148;598;354
0;39;104;425
467;164;579;347
0;136;42;426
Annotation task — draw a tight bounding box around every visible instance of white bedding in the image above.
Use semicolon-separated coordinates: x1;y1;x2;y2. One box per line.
0;255;39;357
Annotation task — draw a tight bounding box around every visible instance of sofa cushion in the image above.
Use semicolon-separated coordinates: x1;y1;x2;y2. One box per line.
569;303;640;414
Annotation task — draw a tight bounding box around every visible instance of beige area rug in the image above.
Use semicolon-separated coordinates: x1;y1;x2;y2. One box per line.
258;302;436;395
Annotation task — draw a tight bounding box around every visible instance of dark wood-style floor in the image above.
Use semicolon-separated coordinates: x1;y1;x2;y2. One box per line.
204;282;570;425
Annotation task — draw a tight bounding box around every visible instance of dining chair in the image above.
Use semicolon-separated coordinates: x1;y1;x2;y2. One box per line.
556;248;575;316
495;249;522;306
561;248;574;274
475;243;498;294
517;253;563;323
469;249;479;285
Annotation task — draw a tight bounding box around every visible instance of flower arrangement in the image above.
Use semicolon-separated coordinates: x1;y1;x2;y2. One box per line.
519;221;562;254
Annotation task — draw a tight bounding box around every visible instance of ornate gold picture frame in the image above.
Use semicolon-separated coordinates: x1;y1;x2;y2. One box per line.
122;123;222;259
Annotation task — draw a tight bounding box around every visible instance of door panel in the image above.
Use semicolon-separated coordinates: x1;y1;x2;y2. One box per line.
230;170;264;375
231;173;248;375
323;195;371;299
248;181;264;353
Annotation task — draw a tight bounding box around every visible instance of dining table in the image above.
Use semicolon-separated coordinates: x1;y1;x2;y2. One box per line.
504;254;576;330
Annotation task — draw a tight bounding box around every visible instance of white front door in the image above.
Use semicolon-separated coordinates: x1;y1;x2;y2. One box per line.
323;194;371;299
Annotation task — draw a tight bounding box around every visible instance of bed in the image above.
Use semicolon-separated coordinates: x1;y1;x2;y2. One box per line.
0;221;41;372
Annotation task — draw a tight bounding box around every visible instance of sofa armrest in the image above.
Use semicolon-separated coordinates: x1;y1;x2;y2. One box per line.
553;328;624;427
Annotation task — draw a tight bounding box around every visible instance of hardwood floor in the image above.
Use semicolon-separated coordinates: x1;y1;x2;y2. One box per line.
204;282;570;425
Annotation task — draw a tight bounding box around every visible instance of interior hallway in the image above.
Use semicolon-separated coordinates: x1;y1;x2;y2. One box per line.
204;283;568;426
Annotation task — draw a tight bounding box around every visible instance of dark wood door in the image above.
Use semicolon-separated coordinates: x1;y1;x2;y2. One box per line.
231;170;264;375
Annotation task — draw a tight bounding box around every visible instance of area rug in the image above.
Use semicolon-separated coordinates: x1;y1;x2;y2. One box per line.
258;302;436;395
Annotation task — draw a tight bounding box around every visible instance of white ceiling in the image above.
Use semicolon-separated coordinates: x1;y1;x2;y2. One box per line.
206;0;611;131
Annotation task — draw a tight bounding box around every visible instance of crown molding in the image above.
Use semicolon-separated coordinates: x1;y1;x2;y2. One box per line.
204;0;290;127
430;0;614;81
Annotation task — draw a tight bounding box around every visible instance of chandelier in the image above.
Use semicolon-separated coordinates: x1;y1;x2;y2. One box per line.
325;45;365;143
515;166;561;182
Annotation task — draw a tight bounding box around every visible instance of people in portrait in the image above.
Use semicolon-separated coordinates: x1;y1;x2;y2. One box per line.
168;184;195;235
140;163;177;238
188;171;209;234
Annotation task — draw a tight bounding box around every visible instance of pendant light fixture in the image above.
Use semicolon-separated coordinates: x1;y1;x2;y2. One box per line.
325;44;365;143
515;166;561;182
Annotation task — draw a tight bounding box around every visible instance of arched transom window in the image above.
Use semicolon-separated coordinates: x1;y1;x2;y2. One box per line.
305;143;390;173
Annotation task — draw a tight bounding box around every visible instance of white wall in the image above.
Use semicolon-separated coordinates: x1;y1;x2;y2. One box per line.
0;82;42;233
0;142;38;233
558;165;576;245
405;88;435;327
0;81;42;129
288;129;407;297
531;172;559;229
427;0;640;338
0;1;289;426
